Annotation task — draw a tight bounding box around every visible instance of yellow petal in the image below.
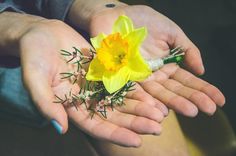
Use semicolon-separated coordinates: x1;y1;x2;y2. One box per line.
125;27;147;51
86;58;105;81
128;52;151;81
112;15;134;36
103;67;130;93
90;33;106;49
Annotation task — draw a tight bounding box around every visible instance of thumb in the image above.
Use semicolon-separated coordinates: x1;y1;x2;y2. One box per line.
173;29;205;75
23;69;68;134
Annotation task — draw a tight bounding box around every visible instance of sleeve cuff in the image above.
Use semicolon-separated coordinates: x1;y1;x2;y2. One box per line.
43;0;75;21
0;3;25;13
0;0;75;21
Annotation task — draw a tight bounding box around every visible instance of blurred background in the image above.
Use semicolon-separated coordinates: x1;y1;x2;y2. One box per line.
0;0;235;156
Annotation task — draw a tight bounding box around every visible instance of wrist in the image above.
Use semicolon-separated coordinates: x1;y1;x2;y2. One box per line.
68;0;127;31
0;12;45;57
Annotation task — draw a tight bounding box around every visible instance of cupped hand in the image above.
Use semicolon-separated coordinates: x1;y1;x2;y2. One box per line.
89;4;204;74
19;19;164;147
87;4;225;116
141;63;225;116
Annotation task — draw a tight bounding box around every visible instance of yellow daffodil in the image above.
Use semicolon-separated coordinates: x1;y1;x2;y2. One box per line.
86;15;151;93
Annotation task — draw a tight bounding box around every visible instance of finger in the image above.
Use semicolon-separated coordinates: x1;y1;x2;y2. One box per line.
166;64;225;106
116;98;164;122
141;81;198;117
105;109;162;135
67;105;142;147
23;69;68;134
126;83;168;116
151;63;225;107
162;79;216;115
174;29;204;75
154;99;169;116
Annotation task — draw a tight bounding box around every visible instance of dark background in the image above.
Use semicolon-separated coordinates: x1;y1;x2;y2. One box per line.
148;0;236;130
0;0;235;156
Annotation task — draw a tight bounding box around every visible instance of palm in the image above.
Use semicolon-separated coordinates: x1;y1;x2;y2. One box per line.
90;5;181;59
20;20;164;147
122;6;175;59
89;5;225;116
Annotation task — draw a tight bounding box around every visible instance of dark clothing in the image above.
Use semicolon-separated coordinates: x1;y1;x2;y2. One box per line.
0;0;74;127
0;0;74;21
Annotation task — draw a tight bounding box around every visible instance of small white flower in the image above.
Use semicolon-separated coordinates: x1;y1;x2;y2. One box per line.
96;105;105;112
121;91;127;96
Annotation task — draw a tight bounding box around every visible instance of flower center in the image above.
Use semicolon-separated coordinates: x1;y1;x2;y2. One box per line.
97;33;129;72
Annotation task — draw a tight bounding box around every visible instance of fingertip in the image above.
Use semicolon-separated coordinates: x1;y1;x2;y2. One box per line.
186;106;199;117
155;110;164;123
53;107;69;134
176;32;205;75
214;92;226;107
180;102;199;117
164;110;169;117
148;120;162;135
51;120;63;134
201;85;226;107
205;104;217;116
50;111;68;134
40;102;68;134
152;124;162;136
36;99;69;134
60;120;69;134
151;110;164;123
170;97;199;117
199;65;205;75
131;136;142;148
193;64;205;76
184;47;205;75
219;97;226;107
154;100;169;117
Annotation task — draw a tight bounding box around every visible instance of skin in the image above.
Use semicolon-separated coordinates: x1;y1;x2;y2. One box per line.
69;0;225;117
67;1;226;154
90;111;190;156
0;12;165;147
0;0;226;151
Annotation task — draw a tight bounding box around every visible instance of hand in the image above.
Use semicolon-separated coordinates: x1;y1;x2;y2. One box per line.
141;63;225;116
87;4;204;74
17;17;164;147
69;3;225;116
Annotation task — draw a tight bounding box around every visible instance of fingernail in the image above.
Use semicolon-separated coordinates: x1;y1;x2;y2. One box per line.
199;65;205;75
201;65;205;71
51;120;63;134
